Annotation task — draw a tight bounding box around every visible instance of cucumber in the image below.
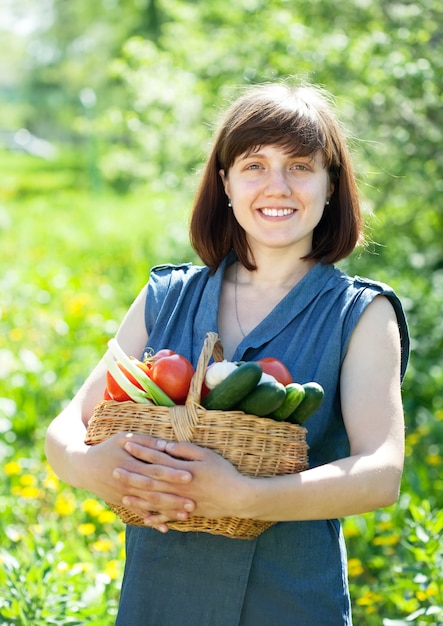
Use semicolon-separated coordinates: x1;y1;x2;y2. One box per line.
287;382;324;425
201;362;262;410
236;381;286;417
270;382;306;421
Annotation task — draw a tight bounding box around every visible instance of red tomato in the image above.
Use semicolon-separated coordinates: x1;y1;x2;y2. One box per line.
151;349;175;361
257;358;292;386
106;361;151;402
148;354;194;404
103;387;113;401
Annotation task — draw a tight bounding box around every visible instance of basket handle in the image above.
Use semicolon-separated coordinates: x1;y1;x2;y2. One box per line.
186;332;224;407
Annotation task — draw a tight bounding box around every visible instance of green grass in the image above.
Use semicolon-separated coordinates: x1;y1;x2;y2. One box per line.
0;150;442;625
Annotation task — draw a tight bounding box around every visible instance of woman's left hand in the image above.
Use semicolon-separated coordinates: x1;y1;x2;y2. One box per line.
116;436;249;531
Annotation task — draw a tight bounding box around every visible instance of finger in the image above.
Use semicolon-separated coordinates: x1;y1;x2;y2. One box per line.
123;441;193;477
115;455;192;485
164;440;206;461
122;432;169;452
121;492;195;516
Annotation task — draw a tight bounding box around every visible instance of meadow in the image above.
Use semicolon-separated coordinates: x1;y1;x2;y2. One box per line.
1;148;442;625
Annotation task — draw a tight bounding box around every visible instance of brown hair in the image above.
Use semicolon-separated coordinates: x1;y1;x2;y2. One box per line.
190;82;363;270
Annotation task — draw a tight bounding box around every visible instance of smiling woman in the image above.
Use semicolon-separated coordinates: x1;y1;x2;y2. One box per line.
45;80;409;626
190;83;362;272
219;146;333;260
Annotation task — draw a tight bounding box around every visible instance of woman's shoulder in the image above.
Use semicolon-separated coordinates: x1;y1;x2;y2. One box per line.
148;262;209;291
329;266;410;380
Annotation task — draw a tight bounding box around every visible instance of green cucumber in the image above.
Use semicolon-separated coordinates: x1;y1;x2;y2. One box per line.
201;362;262;410
287;382;324;425
270;382;306;421
236;381;286;417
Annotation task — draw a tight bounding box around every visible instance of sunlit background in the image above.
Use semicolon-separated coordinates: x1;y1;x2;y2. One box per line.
1;1;442;623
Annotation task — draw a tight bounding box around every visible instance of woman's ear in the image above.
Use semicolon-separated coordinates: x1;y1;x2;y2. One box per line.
219;169;230;198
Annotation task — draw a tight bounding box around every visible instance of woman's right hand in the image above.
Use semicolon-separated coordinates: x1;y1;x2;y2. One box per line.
79;432;196;529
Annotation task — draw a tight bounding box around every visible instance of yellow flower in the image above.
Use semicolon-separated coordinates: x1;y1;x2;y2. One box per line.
348;558;364;577
4;461;21;476
376;520;394;532
372;534;400;546
118;531;126;544
91;538;114;552
98;510;116;524
55;492;76;516
426;453;441;466
79;523;96;536
82;498;104;517
10;328;24;342
103;559;121;580
19;486;41;499
20;474;36;487
67;293;91;316
357;590;383;607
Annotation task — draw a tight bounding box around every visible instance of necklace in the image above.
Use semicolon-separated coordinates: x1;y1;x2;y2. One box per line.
234;262;247;337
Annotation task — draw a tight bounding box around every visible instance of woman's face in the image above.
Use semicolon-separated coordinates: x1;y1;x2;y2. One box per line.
220;144;333;258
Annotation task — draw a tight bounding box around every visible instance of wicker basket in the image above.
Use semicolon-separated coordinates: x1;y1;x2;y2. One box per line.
85;332;309;539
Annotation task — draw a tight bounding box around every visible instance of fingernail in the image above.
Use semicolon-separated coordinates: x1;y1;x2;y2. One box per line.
184;502;194;512
156;439;167;450
122;497;131;506
176;512;187;521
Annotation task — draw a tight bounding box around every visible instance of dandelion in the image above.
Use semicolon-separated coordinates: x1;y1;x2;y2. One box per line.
82;498;104;517
19;486;41;499
4;461;21;476
67;293;91;316
20;474;37;487
55;492;76;516
79;523;96;536
91;538;114;552
10;328;24;342
426;453;441;466
372;534;400;547
104;560;121;580
356;590;383;613
98;510;116;524
347;558;364;577
342;517;362;539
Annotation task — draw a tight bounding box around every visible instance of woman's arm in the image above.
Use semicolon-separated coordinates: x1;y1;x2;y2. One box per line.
121;295;405;526
45;285;196;524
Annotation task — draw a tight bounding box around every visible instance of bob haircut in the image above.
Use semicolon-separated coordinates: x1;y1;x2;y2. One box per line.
190;82;363;271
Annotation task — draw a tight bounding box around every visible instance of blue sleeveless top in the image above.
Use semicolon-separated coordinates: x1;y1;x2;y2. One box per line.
115;255;409;626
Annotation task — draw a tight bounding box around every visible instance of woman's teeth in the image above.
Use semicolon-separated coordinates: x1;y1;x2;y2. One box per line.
261;208;295;217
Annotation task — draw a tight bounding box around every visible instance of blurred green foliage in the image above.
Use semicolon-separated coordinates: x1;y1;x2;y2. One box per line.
1;0;442;623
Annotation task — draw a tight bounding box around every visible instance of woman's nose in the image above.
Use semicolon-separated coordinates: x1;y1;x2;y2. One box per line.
263;168;292;196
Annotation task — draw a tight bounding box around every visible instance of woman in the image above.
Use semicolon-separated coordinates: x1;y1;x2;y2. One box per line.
45;82;409;625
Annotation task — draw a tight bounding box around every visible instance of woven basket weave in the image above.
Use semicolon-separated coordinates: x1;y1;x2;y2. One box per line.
85;332;309;539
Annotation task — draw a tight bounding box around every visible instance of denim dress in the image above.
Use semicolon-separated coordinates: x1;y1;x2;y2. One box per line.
115;255;409;626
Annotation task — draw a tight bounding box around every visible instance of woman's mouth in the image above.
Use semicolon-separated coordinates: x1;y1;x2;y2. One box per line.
261;207;296;217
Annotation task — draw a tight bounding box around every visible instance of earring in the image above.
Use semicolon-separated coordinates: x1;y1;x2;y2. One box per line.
227;200;232;208
325;199;330;206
